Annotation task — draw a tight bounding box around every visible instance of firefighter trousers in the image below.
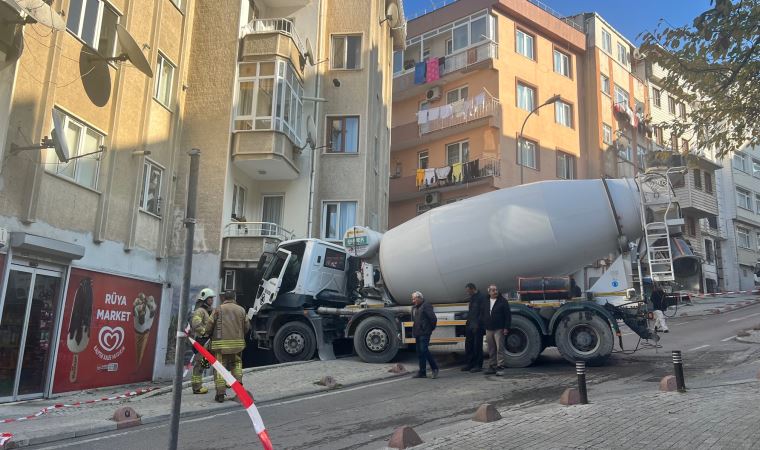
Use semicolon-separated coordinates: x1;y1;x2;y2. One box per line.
214;352;243;395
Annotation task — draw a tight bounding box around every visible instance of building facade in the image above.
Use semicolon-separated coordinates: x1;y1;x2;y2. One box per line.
388;0;585;227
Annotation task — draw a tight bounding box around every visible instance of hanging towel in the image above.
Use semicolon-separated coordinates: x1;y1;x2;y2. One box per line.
414;62;426;84
451;163;463;182
627;106;636;127
417;109;428;125
435;166;451;180
438;56;446;73
415;169;425;187
467;47;478;65
427;106;440;121
426;58;440;82
451;99;465;116
440;104;453;119
474;92;486;107
424;168;436;186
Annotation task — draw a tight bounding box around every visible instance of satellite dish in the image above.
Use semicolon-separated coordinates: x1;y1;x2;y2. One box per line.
51;109;70;163
112;24;153;77
14;0;66;31
382;2;400;28
79;45;112;106
305;115;317;150
303;38;314;66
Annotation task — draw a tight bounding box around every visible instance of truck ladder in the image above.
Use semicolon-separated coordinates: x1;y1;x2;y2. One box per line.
636;170;683;283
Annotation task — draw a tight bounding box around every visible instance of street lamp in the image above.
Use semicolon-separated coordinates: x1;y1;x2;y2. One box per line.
518;94;562;185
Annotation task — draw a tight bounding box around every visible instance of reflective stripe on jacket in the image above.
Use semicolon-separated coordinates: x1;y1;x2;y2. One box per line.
208;300;250;354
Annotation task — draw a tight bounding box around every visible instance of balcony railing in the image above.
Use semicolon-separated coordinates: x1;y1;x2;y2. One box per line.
418;90;500;136
418;157;501;191
223;221;294;241
240;18;304;51
394;41;497;80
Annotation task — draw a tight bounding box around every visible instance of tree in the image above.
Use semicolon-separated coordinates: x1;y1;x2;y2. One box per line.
640;0;760;157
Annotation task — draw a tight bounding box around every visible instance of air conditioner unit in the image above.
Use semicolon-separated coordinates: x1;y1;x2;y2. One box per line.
424;192;440;206
425;86;441;101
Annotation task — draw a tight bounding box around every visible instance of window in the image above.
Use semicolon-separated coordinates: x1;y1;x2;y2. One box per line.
670;134;679;151
614;85;629;107
637;145;646;170
733;152;748;172
737;227;751;249
223;270;236;291
154;54;175;108
752;160;760;178
235;61;303;146
519;138;537;169
755;194;760;215
327;116;359;153
652;88;661;107
600;74;610;95
170;0;184;11
555;100;572;127
736;188;752;211
322;201;357;241
693;168;702;189
602;123;613;145
231;184;246;219
469;15;488;45
446;86;468;104
140;160;163;215
66;0;120;57
516;82;535;111
704;240;714;264
393;50;403;74
45;111;102;190
556;152;575;179
516;29;534;60
704;172;713;194
553;49;570;77
262;195;283;235
617;42;629;66
619;145;632;161
686;216;696;236
668;96;676;114
418;150;429;169
678;102;687;119
654;126;664;146
601;29;612;53
323;248;346;271
452;23;468;52
446;140;469;165
681;139;689;152
331;35;361;69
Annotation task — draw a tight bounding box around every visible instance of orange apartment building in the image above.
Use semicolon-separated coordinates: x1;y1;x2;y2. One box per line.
388;0;586;227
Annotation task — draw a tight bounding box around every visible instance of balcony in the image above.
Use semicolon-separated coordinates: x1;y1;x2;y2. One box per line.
240;18;305;77
389;157;500;202
232;131;300;180
392;41;498;101
222;222;294;269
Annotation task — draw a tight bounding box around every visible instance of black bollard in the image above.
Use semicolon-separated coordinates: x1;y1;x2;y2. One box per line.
672;350;686;392
576;361;588;404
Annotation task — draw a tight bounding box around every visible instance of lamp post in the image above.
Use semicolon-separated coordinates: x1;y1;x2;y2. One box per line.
518;94;561;185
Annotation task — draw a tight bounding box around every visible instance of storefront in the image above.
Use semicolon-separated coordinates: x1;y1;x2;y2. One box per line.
0;232;163;402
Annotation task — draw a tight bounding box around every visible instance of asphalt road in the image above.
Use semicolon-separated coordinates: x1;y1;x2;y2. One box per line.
30;302;760;450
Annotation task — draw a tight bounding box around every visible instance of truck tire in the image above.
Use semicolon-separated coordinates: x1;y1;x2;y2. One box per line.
554;311;613;366
353;316;399;363
273;321;316;363
503;315;542;368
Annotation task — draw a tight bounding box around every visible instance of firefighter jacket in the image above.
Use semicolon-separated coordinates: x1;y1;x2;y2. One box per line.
208;300;250;354
191;302;212;338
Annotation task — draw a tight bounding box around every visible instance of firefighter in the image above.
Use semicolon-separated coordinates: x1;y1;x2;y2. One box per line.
208;290;250;403
190;288;215;394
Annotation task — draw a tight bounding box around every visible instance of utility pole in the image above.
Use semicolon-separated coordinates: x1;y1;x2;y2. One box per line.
168;148;201;450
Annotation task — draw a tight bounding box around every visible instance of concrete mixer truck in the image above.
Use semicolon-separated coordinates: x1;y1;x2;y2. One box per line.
247;173;693;367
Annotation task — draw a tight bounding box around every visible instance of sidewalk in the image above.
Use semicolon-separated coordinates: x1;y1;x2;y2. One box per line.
412;380;760;449
671;294;760;317
0;356;419;448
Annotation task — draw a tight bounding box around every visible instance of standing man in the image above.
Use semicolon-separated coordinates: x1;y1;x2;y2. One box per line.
411;291;439;379
190;288;215;394
483;285;511;376
208;290;250;402
462;283;486;372
650;283;669;333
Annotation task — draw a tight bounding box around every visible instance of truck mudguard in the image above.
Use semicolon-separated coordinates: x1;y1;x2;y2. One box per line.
345;308;401;338
510;303;550;335
548;302;621;335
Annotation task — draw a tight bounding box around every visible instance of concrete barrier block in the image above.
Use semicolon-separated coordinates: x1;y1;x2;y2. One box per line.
659;375;678;392
559;388;581;406
472;403;502;423
112;406;141;429
388;426;423;449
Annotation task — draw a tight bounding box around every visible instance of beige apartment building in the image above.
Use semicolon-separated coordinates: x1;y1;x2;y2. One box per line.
388;0;585;226
0;0;403;401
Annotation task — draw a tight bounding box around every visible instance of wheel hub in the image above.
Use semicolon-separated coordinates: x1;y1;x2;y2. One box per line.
505;329;528;356
365;328;388;352
569;324;600;355
284;332;305;355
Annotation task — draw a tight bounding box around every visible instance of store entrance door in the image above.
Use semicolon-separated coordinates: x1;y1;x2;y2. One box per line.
0;265;62;401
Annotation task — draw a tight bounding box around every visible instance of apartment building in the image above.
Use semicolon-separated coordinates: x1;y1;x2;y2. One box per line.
571;13;649;179
388;0;585;226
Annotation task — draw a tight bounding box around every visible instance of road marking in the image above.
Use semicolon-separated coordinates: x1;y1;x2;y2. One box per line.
688;344;710;351
721;335;737;342
727;312;760;323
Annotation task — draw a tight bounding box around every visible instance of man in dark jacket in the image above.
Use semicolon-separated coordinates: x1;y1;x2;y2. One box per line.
462;283;487;372
411;291;439;379
650;284;669;333
483;284;511;375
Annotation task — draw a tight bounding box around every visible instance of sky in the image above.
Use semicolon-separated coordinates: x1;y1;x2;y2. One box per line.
402;0;713;44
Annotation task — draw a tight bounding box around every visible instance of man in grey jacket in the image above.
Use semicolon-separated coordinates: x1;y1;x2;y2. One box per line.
411;291;439;379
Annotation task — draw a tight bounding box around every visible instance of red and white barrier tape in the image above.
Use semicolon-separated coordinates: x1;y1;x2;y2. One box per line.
0;387;158;424
0;432;12;447
184;328;272;450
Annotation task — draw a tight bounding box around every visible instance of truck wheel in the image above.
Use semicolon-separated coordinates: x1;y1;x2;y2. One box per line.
273;321;316;363
503;316;542;368
353;317;399;363
555;312;613;366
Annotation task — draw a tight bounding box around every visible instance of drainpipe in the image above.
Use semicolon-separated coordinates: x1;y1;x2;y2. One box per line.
307;0;325;238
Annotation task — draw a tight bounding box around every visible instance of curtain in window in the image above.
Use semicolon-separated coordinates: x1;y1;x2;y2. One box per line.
262;196;283;236
256;78;273;129
344;118;359;153
338;202;356;239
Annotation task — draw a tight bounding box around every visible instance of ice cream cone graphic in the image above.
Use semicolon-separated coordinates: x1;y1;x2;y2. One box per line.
133;294;157;367
67;278;93;383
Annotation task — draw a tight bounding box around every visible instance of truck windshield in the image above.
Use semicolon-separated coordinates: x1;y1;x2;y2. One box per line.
262;251;288;281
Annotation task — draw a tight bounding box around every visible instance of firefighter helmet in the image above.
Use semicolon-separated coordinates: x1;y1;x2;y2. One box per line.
198;288;216;301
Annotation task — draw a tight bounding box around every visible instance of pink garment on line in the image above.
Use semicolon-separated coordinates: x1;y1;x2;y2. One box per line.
426;58;440;83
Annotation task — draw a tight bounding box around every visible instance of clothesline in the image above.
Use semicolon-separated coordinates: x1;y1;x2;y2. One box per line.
417;92;488;125
415;160;483;188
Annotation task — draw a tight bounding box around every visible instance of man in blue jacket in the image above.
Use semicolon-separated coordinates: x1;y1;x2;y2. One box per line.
411;291;439;379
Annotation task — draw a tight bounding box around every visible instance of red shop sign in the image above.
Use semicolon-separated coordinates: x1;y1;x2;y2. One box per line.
53;268;161;393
